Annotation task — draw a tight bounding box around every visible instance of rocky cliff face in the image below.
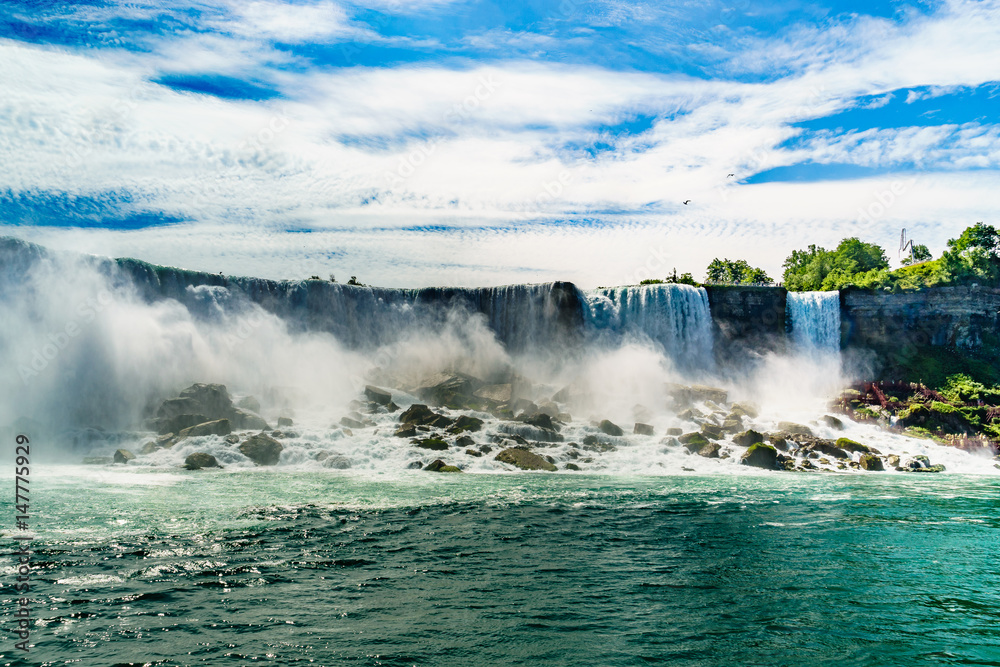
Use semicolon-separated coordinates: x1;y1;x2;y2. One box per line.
841;286;1000;383
703;286;788;366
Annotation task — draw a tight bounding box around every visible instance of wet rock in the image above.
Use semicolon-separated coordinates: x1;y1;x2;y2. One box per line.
237;395;261;414
777;422;813;436
364;385;392;406
633;423;654;436
139;441;161;455
511;398;538;415
835;438;870;454
399;404;453;428
415;372;482;408
679;432;710;453
582;435;617;452
700;424;724;440
740;443;778;469
239;434;283;466
912;464;946;473
733;430;764;447
449;415;485;434
677;408;704;422
478;444;493;455
156;413;211;436
690;385;728;404
424;459;462;473
666;427;683;436
523;412;559;432
277;416;294;427
340;416;365;430
179;419;232;439
113;449;136;464
597;419;623;436
859;453;884;471
698;442;721;458
808;441;849;460
386;401;400;413
822;415;845;430
730;402;760;419
474;383;513;404
230;409;270;431
184;453;221;470
565;463;581;471
394;424;417;438
415;437;449;451
904;455;931;470
721;416;743;434
406;460;424;470
316;452;352;469
766;433;789;451
456;435;476;448
466;449;482;457
495;448;557;471
887;454;900;467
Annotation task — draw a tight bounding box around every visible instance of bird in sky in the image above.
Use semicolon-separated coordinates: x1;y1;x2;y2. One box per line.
683;200;691;205
727;173;735;177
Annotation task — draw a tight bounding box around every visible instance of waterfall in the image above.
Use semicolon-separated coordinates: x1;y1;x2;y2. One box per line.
585;284;714;371
787;291;841;353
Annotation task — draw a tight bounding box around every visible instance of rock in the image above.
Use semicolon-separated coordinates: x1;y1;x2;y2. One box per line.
184;453;221;470
415;437;449;451
698;442;721;458
511;398;538;415
449;415;485;434
229;408;269;431
398;404;453;428
224;434;240;444
386;401;400;413
581;435;616;452
679;432;710;453
340;416;365;429
633;423;654;436
466;448;482;457
178;419;232;439
83;456;113;465
733;430;764;447
271;430;299;439
912;464;946;473
904;455;931;470
565;463;581;471
316;452;352;469
700;424;723;440
423;459;462;473
478;444;493;454
139;441;161;455
808;441;849;460
523;413;558;432
474;383;513;404
161;383;233;419
364;385;393;406
689;385;728;404
666;427;683;436
822;415;845;430
413;372;482;407
887;454;900;467
277;416;294;427
777;422;813;436
406;460;423;469
456;435;476;448
835;438;870;453
721;417;743;433
598;419;624;436
859;453;884;471
677;408;703;422
394;424;418;438
113;449;136;464
730;402;760;419
495;448;557;471
237;395;261;414
156;413;211;436
740;443;778;469
238;434;283;466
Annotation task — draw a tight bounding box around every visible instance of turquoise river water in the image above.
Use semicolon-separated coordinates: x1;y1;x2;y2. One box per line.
2;467;999;666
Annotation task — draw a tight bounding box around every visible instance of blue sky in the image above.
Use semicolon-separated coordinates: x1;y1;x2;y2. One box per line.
1;0;999;286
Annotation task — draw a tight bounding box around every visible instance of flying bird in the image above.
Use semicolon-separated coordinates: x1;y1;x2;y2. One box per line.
727;173;735;177
683;200;691;205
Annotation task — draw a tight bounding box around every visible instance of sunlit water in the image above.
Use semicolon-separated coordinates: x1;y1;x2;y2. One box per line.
2;468;999;666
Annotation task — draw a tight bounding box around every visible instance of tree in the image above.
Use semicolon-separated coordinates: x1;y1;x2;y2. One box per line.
941;222;1000;284
705;258;773;285
900;244;931;266
782;238;889;291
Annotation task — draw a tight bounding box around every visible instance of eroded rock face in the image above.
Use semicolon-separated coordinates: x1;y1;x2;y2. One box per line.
239;433;283;466
494;448;557;471
599;419;624;437
179;419;232;439
113;449;135;464
633;423;654;436
152;384;269;432
184;453;221;470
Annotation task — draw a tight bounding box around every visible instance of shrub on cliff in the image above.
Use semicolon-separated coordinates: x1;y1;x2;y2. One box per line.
782;238;889;291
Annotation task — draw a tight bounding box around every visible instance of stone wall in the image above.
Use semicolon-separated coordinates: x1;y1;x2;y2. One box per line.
704;286;788;366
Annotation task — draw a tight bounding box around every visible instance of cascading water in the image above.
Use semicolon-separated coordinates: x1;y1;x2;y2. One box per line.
786;291;841;354
585;284;714;372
